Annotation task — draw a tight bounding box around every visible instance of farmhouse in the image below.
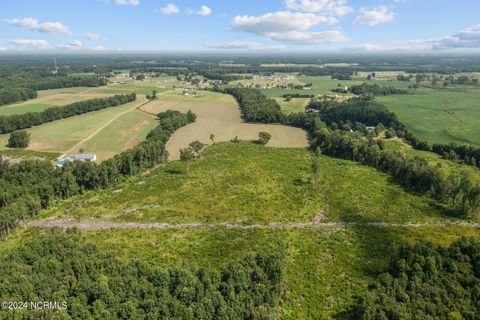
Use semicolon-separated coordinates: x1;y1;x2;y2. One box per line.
73;154;97;162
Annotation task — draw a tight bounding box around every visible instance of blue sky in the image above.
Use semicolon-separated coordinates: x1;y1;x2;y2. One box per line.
1;0;480;52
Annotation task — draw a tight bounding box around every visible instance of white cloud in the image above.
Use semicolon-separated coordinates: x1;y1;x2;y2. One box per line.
196;5;212;16
114;0;139;6
205;40;285;50
9;39;50;49
0;47;7;51
160;3;180;15
5;17;72;35
232;11;336;34
85;33;104;41
267;30;348;44
433;25;480;49
186;5;212;16
56;40;84;50
231;11;345;45
284;0;353;16
353;6;394;26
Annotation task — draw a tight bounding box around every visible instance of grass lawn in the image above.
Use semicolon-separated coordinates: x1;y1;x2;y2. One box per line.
40;142;451;224
378;87;480;147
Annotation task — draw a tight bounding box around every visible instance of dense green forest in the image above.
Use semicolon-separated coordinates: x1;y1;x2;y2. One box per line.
0;110;196;236
0;229;284;319
0;88;37;106
354;237;480;319
0;93;136;134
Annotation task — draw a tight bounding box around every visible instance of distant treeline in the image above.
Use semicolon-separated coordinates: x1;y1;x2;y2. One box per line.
0;74;106;106
0;93;136;134
354;237;480;318
0;88;37;106
0;109;196;237
0;229;284;319
222;88;480;217
332;83;410;96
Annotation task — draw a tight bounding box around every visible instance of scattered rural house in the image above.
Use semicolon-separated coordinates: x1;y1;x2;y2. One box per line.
305;108;319;113
56;153;97;168
366;126;376;131
303;86;312;90
73;154;97;162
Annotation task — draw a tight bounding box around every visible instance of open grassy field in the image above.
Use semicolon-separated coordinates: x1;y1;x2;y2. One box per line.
140;90;309;159
40;142;451;224
275;97;308;114
0;98;147;153
259;75;411;98
74;110;157;161
378;87;480;147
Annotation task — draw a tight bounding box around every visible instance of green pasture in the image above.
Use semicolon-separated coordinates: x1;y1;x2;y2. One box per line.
275;97;308;114
76;110;157;161
0;100;141;152
378;87;480;147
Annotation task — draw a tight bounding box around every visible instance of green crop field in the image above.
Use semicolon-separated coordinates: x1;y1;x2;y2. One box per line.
75;110;157;161
378;87;480;147
0;99;144;153
41;142;448;224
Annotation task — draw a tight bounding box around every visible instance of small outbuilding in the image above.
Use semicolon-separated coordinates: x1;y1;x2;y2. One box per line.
73;154;97;162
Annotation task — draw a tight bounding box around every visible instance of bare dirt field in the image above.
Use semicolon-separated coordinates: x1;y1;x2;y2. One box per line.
140;90;309;160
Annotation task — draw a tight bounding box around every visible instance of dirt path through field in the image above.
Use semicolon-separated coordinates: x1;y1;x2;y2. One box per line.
140;90;309;160
24;216;480;231
58;92;170;159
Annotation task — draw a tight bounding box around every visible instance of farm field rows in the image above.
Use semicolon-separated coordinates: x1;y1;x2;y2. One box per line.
140;90;309;159
378;87;480;147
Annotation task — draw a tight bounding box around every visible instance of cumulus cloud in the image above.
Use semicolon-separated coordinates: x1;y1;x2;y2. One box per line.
57;39;84;50
0;47;7;51
5;17;72;35
231;11;346;45
353;6;394;26
232;11;336;34
346;25;480;52
284;0;353;16
85;33;104;41
186;5;213;16
433;25;480;49
196;5;212;16
267;30;348;44
114;0;139;6
160;3;180;15
205;40;285;50
9;39;50;49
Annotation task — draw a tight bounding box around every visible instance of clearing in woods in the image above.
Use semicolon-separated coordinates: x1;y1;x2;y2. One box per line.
140;90;309;160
